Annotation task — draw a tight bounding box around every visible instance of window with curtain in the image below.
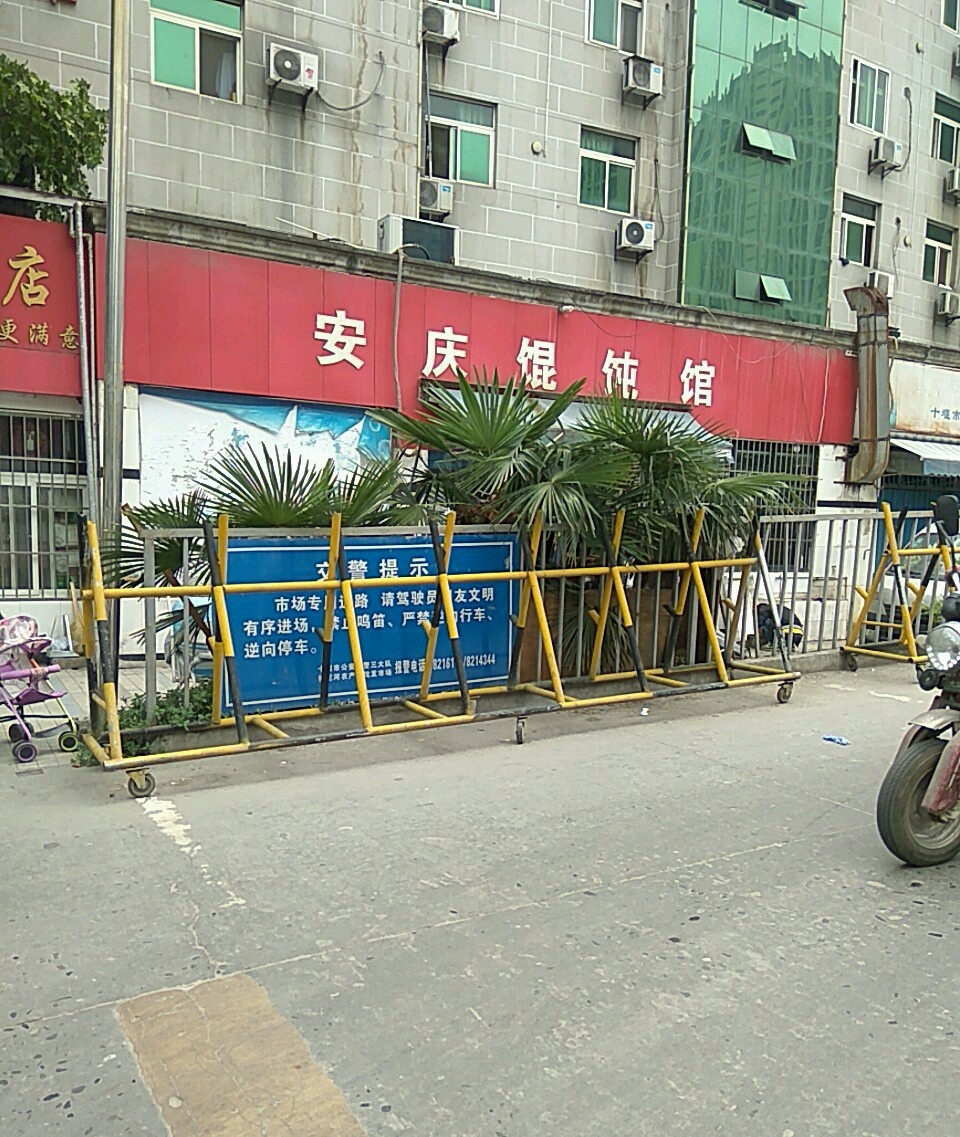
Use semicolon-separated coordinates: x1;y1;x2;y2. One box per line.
933;94;960;165
850;59;888;134
579;128;636;213
840;195;878;266
924;220;955;286
426;94;496;185
150;0;242;101
590;0;644;54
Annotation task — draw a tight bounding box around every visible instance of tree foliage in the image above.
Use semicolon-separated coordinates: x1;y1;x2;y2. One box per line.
0;52;107;208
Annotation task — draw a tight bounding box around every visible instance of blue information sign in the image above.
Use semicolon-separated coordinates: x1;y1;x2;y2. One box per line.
222;532;517;714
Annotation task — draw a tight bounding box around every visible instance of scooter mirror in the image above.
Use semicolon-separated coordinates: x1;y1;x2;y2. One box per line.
934;494;960;538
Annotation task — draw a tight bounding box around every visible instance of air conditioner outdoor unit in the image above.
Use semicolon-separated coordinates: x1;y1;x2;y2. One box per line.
267;43;320;92
867;270;893;299
946;167;960;203
615;217;656;257
953;45;960;79
623;56;663;103
868;135;903;174
936;289;960;321
422;3;460;46
378;215;460;264
419;177;455;219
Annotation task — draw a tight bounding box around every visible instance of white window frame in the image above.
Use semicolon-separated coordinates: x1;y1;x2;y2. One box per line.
588;0;645;55
578;130;637;214
0;476;86;598
149;4;243;102
924;224;954;287
435;0;499;15
933;98;960;165
945;0;960;34
839;196;878;267
426;96;496;187
849;59;889;135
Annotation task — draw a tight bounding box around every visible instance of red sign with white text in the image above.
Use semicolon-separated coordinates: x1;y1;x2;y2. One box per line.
95;236;856;445
0;216;82;396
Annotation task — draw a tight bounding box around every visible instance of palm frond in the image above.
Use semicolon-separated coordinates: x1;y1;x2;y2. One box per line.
199;444;336;527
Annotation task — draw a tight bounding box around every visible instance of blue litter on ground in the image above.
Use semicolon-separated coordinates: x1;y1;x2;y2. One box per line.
822;735;851;746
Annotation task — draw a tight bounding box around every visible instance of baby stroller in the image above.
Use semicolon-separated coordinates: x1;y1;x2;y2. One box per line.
0;615;79;763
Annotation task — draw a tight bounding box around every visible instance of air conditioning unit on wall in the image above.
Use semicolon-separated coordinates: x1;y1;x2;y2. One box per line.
868;135;903;175
422;3;460;46
267;44;320;92
419;177;454;219
615;217;656;257
378;215;460;264
946;167;960;204
623;56;663;105
936;289;960;321
867;270;893;299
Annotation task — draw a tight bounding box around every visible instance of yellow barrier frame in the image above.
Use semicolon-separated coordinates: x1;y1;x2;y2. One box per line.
842;501;954;669
81;510;800;795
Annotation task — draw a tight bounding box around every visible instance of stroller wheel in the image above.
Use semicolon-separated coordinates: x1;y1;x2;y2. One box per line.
13;740;37;764
8;723;25;743
58;731;79;753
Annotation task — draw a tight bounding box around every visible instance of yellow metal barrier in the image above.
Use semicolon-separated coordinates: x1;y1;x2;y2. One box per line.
842;502;954;671
80;511;800;798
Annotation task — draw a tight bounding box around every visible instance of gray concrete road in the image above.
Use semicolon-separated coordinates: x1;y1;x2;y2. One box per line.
2;666;960;1136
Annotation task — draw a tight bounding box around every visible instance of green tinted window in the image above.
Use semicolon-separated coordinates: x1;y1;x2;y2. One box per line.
153;18;196;90
580;157;606;208
592;0;618;45
928;221;955;245
459;131;491;184
152;0;240;32
581;129;635;160
607;163;633;212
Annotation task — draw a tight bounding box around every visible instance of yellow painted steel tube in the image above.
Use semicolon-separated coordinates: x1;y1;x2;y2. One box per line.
82;733;112;766
846;645;925;662
562;691;653;708
846;553;891;648
691;562;730;684
210;513;230;724
99;740;253;770
402;700;447;720
674;508;706;617
321;513;342;645
881;503;921;660
528;569;567;704
420;511;456;699
365;714;476;736
515;515;544;634
249;716;290;740
90;691;107;710
339;575;374;732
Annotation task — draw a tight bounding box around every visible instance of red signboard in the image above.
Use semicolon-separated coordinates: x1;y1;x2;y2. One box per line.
95;235;856;446
0;216;82;397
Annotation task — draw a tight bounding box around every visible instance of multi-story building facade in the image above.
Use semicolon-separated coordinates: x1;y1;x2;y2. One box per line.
2;0;960;626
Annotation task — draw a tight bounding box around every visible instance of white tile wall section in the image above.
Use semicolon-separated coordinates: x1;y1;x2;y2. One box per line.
1;0;689;301
834;1;960;347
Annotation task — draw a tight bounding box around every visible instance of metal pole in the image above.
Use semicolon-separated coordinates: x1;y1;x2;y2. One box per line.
73;203;99;527
101;0;132;663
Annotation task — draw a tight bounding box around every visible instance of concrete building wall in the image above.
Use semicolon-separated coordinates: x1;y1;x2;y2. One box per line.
0;0;688;300
831;0;960;347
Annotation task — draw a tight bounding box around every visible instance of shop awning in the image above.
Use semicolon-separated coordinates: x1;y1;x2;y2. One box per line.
892;437;960;476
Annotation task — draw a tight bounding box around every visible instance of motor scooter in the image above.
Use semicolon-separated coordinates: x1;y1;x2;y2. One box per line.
877;494;960;865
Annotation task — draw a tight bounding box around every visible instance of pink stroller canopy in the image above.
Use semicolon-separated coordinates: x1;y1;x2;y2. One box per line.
0;616;41;649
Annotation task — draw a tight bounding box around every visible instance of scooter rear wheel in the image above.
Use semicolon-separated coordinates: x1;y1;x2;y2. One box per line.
877;737;960;866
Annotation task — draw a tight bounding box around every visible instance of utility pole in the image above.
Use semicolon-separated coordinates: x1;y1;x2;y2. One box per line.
101;0;131;666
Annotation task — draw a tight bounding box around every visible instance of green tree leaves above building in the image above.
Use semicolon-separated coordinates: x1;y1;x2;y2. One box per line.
0;53;107;209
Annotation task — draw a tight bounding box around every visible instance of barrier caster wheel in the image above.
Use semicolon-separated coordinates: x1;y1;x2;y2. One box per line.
515;717;526;745
777;683;794;705
127;772;156;799
58;731;79;753
13;740;37;764
8;724;24;743
842;652;859;673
